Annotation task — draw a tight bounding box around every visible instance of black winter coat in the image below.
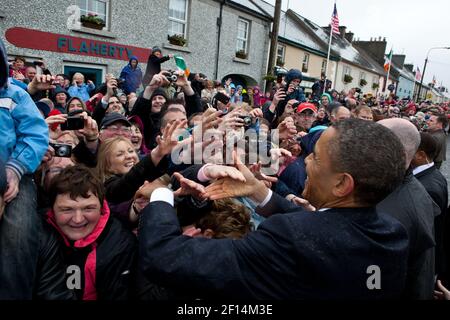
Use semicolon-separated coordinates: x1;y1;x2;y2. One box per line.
0;217;75;300
377;171;439;299
139;193;409;299
415;165;449;278
142;55;171;87
47;204;136;300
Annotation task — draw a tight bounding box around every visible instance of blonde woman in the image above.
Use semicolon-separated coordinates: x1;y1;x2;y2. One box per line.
96;119;187;226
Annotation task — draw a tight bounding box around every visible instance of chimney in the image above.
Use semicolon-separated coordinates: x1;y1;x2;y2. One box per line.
404;64;414;72
339;26;346;39
392;54;406;68
352;37;387;66
345;31;354;43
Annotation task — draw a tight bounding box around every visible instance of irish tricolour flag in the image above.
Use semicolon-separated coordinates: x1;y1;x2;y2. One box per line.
384;50;393;72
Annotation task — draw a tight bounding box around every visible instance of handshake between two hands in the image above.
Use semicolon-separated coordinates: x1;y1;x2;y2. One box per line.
134;151;266;205
133;150;314;212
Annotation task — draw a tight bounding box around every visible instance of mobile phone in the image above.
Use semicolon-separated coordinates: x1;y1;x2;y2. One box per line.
49;143;72;158
214;92;230;106
60;116;85;131
276;74;283;84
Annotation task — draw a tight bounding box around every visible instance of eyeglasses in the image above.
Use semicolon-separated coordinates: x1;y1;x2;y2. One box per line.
297;113;315;118
104;125;131;133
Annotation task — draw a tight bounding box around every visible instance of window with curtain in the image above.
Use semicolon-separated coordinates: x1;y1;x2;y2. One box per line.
277;45;285;64
168;0;188;37
302;53;309;73
236;18;250;54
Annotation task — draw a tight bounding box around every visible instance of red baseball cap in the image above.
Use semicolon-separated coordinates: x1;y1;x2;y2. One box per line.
296;102;317;114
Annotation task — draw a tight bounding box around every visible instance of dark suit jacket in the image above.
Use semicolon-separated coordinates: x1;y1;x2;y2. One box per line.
139;193;409;299
415;165;449;277
377;171;439;299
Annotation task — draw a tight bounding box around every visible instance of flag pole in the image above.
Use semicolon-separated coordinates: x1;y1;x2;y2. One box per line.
323;2;335;94
385;48;392;117
385;49;392;96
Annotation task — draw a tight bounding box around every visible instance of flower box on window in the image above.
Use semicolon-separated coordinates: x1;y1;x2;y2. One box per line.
276;57;285;67
263;74;276;82
80;13;105;30
343;74;353;84
168;34;187;47
235;50;248;60
372;83;379;90
360;79;367;87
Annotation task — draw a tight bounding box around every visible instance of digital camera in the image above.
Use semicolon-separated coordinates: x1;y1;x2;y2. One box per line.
164;70;178;82
50;143;72;158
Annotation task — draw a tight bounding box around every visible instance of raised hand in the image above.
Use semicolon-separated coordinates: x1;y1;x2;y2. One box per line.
75;112;99;142
203;151;266;201
45;114;67;128
173;172;206;199
272;88;286;106
277;117;297;140
27;74;56;95
134;178;170;200
149;71;170;89
249;108;263;118
151;119;191;165
203;164;246;182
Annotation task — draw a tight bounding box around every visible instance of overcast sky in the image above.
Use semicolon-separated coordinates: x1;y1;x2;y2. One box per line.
267;0;450;89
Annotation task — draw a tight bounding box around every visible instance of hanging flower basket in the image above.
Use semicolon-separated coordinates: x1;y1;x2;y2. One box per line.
168;34;187;47
360;79;367;87
372;83;379;90
343;74;353;84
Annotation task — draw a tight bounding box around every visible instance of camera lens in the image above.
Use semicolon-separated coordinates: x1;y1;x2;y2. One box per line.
57;146;68;157
169;75;178;82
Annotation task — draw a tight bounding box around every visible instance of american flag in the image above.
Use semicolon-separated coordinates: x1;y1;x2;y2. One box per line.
415;67;421;81
331;3;340;35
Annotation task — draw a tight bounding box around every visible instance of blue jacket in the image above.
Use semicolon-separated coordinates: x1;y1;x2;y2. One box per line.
0;38;49;179
68;82;95;102
119;56;142;94
0;79;49;179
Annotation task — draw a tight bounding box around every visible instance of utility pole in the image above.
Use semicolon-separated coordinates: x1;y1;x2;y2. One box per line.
266;0;282;92
416;46;450;102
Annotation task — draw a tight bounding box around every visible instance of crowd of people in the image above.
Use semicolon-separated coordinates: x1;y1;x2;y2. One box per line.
2;38;450;300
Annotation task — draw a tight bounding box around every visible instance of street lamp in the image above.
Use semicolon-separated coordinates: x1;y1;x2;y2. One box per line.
416;46;450;102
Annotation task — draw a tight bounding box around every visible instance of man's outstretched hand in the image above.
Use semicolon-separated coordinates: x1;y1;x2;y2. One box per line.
203;151;268;204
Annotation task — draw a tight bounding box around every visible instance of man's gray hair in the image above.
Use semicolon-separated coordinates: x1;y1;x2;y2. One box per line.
378;118;420;168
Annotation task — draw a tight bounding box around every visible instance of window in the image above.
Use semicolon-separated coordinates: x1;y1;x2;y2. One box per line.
277;45;285;65
359;72;366;81
168;0;188;38
302;53;310;73
236;18;250;54
373;76;378;85
321;60;327;75
342;66;352;82
77;0;109;29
